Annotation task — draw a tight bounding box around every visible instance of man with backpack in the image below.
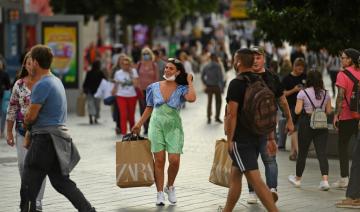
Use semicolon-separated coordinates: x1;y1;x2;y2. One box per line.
219;48;278;212
245;46;295;204
333;48;360;208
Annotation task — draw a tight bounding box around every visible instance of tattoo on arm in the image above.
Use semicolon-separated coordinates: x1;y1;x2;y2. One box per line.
335;88;345;115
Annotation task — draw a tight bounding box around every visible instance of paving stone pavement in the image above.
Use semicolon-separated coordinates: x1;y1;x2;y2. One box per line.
0;73;356;212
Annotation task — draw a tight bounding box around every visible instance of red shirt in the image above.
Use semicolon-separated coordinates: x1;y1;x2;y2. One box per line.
336;66;360;120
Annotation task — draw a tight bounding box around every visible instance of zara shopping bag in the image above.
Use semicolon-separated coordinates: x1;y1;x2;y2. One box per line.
209;139;232;188
116;134;155;188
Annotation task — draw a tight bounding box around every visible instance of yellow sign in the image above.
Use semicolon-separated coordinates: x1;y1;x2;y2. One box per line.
230;0;250;19
43;25;78;88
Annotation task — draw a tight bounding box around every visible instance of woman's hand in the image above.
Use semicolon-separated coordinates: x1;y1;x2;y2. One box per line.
6;131;15;147
131;123;142;135
23;131;31;149
187;73;193;84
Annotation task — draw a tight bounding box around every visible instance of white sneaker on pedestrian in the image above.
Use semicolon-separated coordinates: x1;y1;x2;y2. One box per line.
217;206;224;212
247;192;258;204
36;200;43;211
319;180;330;191
156;191;165;206
288;175;301;188
332;177;348;188
164;186;177;204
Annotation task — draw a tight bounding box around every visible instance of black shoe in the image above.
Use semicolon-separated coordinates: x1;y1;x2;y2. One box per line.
207;118;211;124
215;119;223;123
89;116;93;124
94;119;98;124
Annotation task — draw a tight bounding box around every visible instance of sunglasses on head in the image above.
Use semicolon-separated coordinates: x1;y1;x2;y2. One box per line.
168;58;181;64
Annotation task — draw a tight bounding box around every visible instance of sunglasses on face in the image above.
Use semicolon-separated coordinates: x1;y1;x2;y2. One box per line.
168;58;181;64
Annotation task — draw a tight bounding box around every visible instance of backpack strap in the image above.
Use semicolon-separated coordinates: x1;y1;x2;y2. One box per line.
342;69;359;107
343;69;359;84
319;90;327;108
303;89;327;109
303;89;316;109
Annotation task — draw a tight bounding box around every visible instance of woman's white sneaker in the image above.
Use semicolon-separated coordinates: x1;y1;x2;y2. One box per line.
288;175;301;187
156;191;165;206
319;180;330;191
332;177;349;188
164;186;177;204
247;192;258;204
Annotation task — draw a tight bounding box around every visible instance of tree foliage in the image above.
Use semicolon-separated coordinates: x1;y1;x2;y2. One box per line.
251;0;360;54
50;0;219;26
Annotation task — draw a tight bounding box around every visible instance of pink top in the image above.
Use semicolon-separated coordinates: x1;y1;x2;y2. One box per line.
336;66;360;120
297;87;330;113
137;61;159;90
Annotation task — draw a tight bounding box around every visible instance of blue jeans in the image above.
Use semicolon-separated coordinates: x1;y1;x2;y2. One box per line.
248;136;278;192
346;139;360;199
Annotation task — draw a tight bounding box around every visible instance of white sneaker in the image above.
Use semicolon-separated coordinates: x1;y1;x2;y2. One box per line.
247;192;258;204
164;186;177;204
36;200;43;211
156;191;165;206
288;175;301;188
319;180;330;191
332;177;349;188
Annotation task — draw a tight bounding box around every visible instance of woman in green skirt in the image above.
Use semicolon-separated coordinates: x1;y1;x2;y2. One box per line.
132;58;196;206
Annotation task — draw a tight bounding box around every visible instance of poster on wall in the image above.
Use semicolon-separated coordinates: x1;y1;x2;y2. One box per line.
42;22;78;88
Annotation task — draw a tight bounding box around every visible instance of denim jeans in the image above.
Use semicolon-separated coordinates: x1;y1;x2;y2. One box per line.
346;139;360;199
20;134;94;212
248;136;278;192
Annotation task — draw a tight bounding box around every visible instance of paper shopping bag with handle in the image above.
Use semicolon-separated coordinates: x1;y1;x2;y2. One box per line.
209;138;232;188
116;134;155;188
76;93;86;117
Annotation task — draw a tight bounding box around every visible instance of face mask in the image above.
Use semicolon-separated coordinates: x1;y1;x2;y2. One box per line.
143;54;151;61
163;74;176;81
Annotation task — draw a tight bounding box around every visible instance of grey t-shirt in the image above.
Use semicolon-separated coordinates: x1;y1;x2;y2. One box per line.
31;75;67;128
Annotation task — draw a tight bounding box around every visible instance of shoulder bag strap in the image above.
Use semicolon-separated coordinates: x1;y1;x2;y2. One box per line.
320;90;327;108
342;69;358;106
303;89;316;109
343;69;359;84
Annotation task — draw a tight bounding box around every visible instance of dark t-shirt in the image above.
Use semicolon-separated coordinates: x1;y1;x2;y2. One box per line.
256;70;284;99
282;73;307;108
226;72;260;141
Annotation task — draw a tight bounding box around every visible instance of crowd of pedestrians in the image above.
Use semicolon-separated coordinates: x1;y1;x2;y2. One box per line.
1;33;360;211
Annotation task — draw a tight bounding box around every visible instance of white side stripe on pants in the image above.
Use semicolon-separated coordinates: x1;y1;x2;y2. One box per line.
233;142;245;172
